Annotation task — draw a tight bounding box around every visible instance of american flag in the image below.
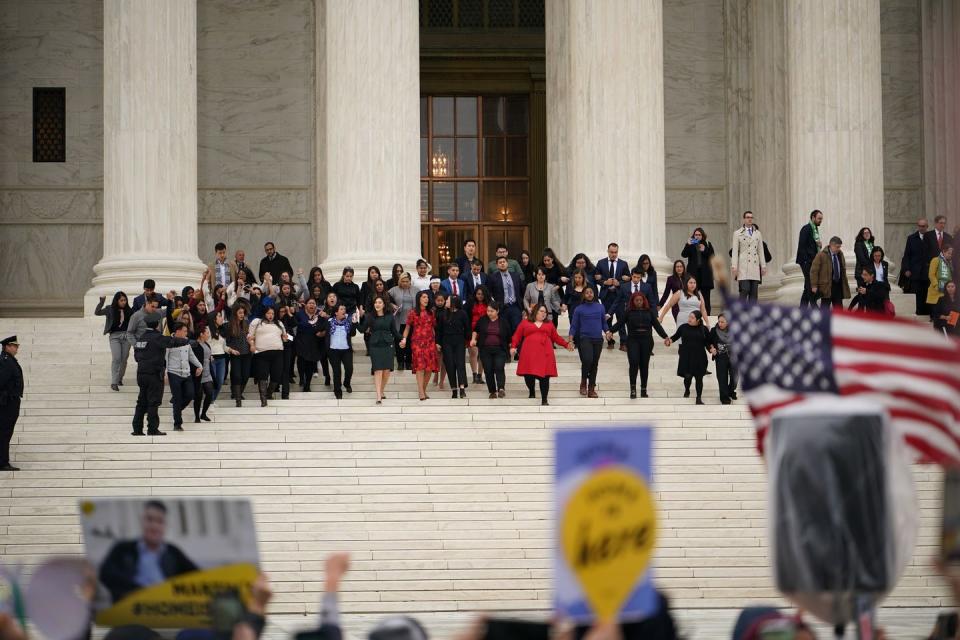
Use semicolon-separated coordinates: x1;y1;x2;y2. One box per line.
726;300;960;466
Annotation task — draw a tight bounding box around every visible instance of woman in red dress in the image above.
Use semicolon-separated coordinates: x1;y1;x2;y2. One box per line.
400;290;439;401
510;303;574;405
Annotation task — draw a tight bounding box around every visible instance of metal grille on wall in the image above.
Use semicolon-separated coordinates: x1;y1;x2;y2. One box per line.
419;0;544;29
32;87;66;163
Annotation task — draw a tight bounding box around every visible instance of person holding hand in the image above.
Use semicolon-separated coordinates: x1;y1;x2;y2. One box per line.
510;304;574;406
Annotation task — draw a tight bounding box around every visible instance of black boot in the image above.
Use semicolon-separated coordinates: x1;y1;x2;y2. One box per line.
233;385;242;407
258;381;269;407
630;386;637;399
641;388;649;398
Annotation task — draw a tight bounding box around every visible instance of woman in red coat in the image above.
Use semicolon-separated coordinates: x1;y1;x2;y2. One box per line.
510;304;574;405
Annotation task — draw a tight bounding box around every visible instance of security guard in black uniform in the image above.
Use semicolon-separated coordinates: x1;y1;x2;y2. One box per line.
0;335;24;471
133;320;189;437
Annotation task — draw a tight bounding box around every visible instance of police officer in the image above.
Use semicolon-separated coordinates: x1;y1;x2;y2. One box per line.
132;320;189;437
0;335;24;471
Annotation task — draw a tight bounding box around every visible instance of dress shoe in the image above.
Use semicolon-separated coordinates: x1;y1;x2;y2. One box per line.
146;430;166;436
459;388;467;399
579;380;587;396
194;417;201;423
721;399;731;405
118;380;124;386
541;398;549;406
131;431;145;436
451;390;458;399
683;389;691;398
695;397;705;405
334;390;343;400
344;384;353;394
200;415;211;422
111;384;119;391
640;389;649;398
174;425;184;432
730;391;738;400
0;464;20;471
497;389;505;398
489;392;497;399
528;390;536;399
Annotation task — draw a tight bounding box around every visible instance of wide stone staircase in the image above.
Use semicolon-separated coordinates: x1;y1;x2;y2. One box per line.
0;317;949;638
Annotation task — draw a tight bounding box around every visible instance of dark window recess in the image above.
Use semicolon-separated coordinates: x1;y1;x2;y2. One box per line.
33;87;66;163
458;0;483;27
427;0;454;27
517;0;544;27
487;0;514;27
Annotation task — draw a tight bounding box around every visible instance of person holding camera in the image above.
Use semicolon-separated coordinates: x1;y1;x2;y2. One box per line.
680;227;716;314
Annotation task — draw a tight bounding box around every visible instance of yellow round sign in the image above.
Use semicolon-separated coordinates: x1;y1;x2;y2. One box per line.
560;466;657;622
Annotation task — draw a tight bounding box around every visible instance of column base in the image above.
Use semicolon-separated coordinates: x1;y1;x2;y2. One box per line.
320;252;426;283
774;263;805;305
84;255;206;316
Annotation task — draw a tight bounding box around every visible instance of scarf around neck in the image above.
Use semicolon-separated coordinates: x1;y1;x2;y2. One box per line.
811;223;821;249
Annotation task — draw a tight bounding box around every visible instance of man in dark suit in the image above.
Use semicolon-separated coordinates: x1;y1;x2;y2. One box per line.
594;243;631;347
439;263;467;300
98;500;199;603
796;209;823;306
611;268;657;351
258;241;294;284
488;256;524;336
131;280;171;313
233;249;258;285
454;238;480;277
901;218;931;315
924;215;953;267
462;259;489;300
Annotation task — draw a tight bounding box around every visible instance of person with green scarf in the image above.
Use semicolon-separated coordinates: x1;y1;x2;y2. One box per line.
927;243;955;313
854;226;876;288
796;209;823;306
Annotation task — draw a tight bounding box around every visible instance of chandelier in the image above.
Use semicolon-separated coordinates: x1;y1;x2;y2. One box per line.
432;150;449;176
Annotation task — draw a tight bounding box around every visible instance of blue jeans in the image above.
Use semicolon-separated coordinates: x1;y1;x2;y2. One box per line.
211;356;227;400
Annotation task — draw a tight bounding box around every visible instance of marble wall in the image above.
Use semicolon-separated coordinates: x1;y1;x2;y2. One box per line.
881;0;924;266
196;0;314;272
0;0;104;313
663;0;730;263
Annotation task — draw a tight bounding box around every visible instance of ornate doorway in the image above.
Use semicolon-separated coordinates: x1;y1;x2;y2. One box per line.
420;95;531;271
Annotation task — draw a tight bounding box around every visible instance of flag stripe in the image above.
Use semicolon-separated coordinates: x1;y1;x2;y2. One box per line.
838;383;960;423
832;336;960;364
835;361;960;392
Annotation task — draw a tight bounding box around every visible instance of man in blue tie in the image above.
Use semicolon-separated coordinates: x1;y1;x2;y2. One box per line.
490;256;524;337
810;236;851;309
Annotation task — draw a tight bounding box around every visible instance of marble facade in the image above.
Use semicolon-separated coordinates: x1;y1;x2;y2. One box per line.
0;0;950;314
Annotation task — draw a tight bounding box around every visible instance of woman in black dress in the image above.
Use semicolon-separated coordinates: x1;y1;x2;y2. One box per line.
435;295;471;398
360;295;402;404
680;227;716;314
294;298;326;392
665;309;715;405
607;292;668;399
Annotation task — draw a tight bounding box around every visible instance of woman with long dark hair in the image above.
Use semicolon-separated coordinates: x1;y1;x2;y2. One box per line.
225;305;252;407
191;325;215;422
298;266;331;303
360;295;401;403
248;305;287;406
436;294;471;399
400;291;439;401
659;260;687;322
608;293;668;398
510;304;574;406
95;291;132;391
634;254;659;305
519;250;535;286
568;286;606;398
566;253;598;284
660;275;710;329
385;263;405;290
539;248;569;287
523;267;563;327
208;314;228;403
562;269;595;329
359;266;383;306
680;227;715;314
853;227;876;288
465;285;490;384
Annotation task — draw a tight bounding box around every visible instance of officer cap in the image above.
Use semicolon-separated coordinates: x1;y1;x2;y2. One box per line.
0;335;17;346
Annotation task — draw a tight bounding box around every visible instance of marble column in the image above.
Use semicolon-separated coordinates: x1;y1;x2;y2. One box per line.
545;0;668;269
315;0;422;277
85;0;204;314
776;0;885;303
922;0;960;224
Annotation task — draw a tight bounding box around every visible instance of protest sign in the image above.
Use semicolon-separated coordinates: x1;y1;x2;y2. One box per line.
80;497;259;629
554;426;658;624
